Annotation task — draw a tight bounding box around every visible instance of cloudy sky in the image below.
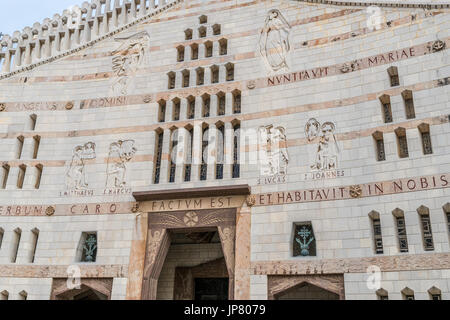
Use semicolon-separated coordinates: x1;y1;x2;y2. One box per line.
0;0;78;36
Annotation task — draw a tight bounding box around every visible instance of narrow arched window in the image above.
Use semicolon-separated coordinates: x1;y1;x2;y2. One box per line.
191;43;199;60
219;38;227;55
185;29;193;41
376;288;388;300
169;129;178;183
418;123;433;155
392;208;408;253
34;164;43;189
211;65;219;84
32;135;41;159
158;100;166;123
369;211;383;254
202;94;210;118
153;129;164;184
16;136;24;159
17;164;26;189
212;24;221;36
187;96;195;120
29;228;39;263
428;287;442;300
402;287;415;300
387;66;399;87
372;131;385;161
182;69;190;88
402;90;415;119
200;125;209;181
196;67;205;86
417;205;434;251
232;121;240;179
205;41;213;58
172;98;181;121
217;92;226;116
184;126;194;182
216;123;225;180
225;63;234;81
168;72;176;90
379;95;392;123
1;164;9;189
11;228;22;263
233;90;241;114
198;26;207;38
177;46;185;62
394;127;408;158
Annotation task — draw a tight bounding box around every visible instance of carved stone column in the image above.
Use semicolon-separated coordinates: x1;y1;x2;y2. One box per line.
126;212;149;300
141;228;171;300
224;122;233;179
159;128;172;184
218;225;236;300
191;119;202;182
207;123;217;181
234;206;251;299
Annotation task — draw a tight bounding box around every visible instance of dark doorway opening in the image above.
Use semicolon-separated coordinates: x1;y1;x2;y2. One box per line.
195;278;229;301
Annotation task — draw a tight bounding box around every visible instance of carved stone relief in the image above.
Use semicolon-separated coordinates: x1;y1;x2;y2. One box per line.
111;31;150;95
304;119;343;181
258;9;291;73
105;140;137;188
268;274;345;300
65;142;96;191
258;125;289;184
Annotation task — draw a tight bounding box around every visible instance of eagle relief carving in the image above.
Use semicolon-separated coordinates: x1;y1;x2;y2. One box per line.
304;118;344;181
111;31;150;95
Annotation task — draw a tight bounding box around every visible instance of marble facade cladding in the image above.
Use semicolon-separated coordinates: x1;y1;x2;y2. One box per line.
0;0;449;300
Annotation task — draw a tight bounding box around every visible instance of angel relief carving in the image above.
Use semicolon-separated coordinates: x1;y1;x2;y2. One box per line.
258;125;289;184
258;9;291;73
65;142;96;191
111;31;150;95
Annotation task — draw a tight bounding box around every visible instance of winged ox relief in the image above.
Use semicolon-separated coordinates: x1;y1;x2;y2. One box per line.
111;31;150;95
106;140;137;188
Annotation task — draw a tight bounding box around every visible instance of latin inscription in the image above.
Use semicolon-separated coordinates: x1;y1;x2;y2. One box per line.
256;173;449;206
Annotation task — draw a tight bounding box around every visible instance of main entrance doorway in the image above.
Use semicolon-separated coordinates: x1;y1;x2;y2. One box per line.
141;208;237;300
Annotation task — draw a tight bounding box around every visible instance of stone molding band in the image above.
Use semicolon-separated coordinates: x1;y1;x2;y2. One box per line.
1;172;449;216
294;0;450;9
0;264;127;278
252;252;450;275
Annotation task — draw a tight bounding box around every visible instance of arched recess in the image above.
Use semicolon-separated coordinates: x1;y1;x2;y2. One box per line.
268;274;345;300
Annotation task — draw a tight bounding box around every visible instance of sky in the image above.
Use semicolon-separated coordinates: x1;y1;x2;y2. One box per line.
0;0;79;36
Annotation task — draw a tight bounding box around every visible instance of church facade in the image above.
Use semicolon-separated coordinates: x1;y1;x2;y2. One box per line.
0;0;449;300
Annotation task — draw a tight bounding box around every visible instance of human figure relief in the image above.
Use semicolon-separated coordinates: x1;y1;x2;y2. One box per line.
112;31;150;95
66;142;96;190
106;140;137;188
305;119;340;171
259;9;291;72
258;125;289;176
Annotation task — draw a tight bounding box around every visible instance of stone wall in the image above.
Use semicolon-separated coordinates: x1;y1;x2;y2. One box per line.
0;0;449;299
